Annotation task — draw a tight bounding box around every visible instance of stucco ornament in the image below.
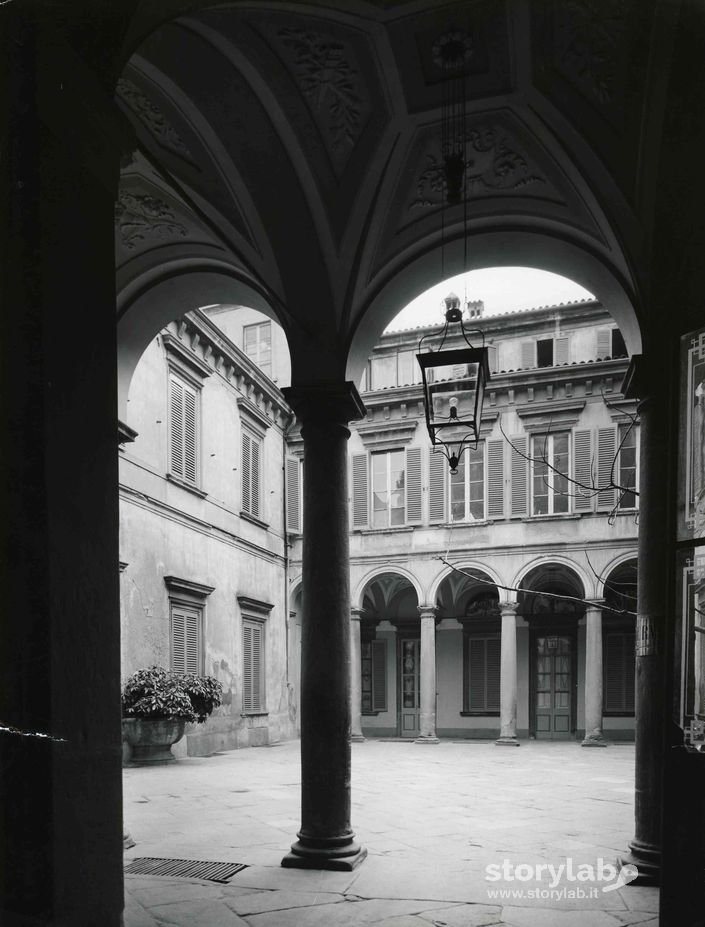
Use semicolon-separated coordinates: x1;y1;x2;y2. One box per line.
554;0;628;107
115;191;188;250
278;28;362;150
431;29;474;71
116;78;194;162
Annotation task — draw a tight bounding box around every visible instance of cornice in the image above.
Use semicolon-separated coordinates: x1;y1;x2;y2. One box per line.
237;595;274;618
164;575;215;599
516;398;587;431
355;419;418;447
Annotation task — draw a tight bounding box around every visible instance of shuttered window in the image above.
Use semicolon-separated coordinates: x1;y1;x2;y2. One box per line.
487;439;505;518
406;447;423;523
429;448;447;523
604;630;636;714
372;450;405;528
171;604;201;675
510;435;528;516
520;342;535;369
532;433;570;515
597;427;617;509
352;454;369;528
617;423;638;509
465;636;501;713
450;443;485;521
361;639;387;712
596;328;612;359
573;429;593;512
487;344;499;374
241;431;262;518
286;456;302;533
243;619;265;712
555;336;570;365
169;375;199;485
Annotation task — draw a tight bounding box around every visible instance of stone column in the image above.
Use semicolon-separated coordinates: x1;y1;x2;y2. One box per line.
416;606;440;743
582;600;607;747
350;609;365;743
281;383;367;871
496;602;520;746
618;381;666;884
0;17;132;926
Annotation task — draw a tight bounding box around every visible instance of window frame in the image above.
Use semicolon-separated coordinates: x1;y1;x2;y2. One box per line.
461;632;501;716
371;448;406;529
531;432;571;516
164;576;214;677
167;372;201;488
603;628;636;716
241;427;263;521
243;320;272;378
449;441;486;523
238;596;273;716
361;638;387;714
617;422;639;511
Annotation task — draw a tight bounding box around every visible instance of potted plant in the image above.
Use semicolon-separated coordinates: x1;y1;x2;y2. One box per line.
122;665;223;765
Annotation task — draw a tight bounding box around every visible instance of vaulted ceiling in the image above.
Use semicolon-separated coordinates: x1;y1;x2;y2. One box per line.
114;1;674;383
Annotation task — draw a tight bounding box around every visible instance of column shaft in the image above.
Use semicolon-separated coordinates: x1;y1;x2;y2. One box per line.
416;609;439;743
496;604;520;745
281;385;366;871
350;612;365;742
582;603;607;746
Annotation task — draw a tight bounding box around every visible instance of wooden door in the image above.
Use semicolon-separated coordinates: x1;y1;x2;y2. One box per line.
399;638;420;737
534;635;572;739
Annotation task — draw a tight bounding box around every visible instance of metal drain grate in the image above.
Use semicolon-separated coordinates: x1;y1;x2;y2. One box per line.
125;857;247;882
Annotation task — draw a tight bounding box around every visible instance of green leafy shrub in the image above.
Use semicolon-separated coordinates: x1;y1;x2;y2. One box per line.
122;666;222;724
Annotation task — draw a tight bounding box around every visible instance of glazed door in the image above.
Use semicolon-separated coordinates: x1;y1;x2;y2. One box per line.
399;638;420;737
534;635;572;739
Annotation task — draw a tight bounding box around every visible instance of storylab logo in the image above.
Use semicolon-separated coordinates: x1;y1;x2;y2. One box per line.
485;858;639;901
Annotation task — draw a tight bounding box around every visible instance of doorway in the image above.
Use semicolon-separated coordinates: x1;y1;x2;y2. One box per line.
532;631;576;740
399;637;420;737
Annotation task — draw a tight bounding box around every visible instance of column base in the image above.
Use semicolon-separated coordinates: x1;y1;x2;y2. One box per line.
350;734;366;743
581;733;607;747
414;735;440;744
282;834;367;871
617;838;661;886
495;736;520;746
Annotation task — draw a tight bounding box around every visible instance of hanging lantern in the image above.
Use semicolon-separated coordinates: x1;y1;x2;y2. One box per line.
417;293;490;474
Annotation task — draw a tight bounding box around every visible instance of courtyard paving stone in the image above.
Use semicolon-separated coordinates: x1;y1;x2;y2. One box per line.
123;740;659;926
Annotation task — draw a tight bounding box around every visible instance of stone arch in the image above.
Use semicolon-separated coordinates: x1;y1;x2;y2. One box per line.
352;567;423;611
512;555;593;601
346;230;642;384
434;564;501;620
428;561;504;611
516;560;588;619
355;570;421;622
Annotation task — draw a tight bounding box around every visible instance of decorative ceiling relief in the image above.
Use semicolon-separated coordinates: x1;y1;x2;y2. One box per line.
115;190;188;250
552;0;628;111
116;78;195;163
276;28;366;154
410;124;547;209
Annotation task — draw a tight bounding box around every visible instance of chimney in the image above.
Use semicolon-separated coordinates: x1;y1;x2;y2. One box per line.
466;299;484;319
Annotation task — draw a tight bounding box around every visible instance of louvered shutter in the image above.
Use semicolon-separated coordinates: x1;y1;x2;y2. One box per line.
555;336;570;365
406;447;422;524
185;611;200;673
487;439;505;518
573;429;593;512
183;386;197;483
596;328;611;359
372;640;387;711
428;449;446;523
169;378;184;477
520;342;535;369
243;621;264;712
171;610;186;672
286;457;301;534
250;437;261;518
486;637;501;712
510;435;528;516
597;427;617;509
604;631;635;714
352;454;369;528
468;638;485;711
241;433;251;513
243;624;253;710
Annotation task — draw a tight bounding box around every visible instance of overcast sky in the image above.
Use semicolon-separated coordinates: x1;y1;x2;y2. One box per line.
385;267;594;332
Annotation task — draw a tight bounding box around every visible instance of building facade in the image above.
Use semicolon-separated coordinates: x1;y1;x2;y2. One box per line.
121;297;638;753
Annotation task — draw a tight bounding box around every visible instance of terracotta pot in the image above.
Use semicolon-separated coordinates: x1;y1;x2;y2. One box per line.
121;717;186;765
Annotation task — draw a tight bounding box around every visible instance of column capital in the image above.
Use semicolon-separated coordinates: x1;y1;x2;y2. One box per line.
586;598;606;611
499;601;519;615
417;604;438;620
282;382;366;427
350;608;364;622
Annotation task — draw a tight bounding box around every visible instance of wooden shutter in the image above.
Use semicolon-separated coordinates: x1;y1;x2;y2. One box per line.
250;437;261;518
183;385;197;483
487;344;498;373
428;449;446;523
352;454;369;528
286;457;301;534
520;342;535;369
487;439;505;518
573;429;593;512
555;336;570;366
406;447;422;524
468;638;486;711
169;377;184;477
510;435;528;516
604;631;635;714
597;328;611;359
241;432;251;514
597;427;617;509
486;637;501;712
243;620;264;712
172;605;200;674
372;640;387;711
